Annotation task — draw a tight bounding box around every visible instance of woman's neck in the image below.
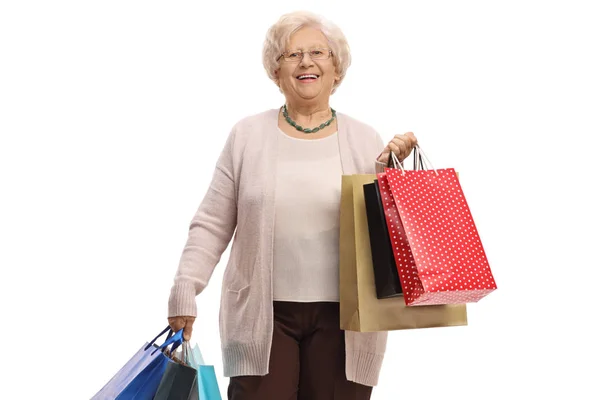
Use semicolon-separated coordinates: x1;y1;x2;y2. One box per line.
284;101;332;126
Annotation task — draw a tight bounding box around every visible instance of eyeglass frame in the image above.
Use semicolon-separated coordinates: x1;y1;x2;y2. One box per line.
276;48;334;63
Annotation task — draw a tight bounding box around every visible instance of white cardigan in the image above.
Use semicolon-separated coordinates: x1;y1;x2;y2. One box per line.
168;108;388;386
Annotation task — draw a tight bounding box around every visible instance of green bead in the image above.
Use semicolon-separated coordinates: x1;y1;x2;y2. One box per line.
280;105;337;134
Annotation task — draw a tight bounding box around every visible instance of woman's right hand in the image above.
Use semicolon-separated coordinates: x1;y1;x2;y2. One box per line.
168;316;196;341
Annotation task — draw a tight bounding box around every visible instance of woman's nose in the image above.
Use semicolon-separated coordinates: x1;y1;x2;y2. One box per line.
299;53;314;67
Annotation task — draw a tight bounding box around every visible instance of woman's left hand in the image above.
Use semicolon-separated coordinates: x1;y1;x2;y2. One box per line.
379;132;418;165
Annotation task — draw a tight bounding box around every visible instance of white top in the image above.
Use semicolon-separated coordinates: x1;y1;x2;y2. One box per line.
273;128;343;302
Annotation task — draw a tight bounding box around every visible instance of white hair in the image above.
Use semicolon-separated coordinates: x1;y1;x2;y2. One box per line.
262;11;351;94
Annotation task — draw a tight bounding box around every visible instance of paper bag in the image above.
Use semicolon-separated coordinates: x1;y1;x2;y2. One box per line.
381;165;497;305
339;174;468;332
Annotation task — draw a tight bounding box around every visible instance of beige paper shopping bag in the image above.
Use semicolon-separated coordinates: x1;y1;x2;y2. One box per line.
339;174;468;332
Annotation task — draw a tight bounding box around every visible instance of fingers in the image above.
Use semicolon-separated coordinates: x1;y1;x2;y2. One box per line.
393;132;418;148
183;317;195;341
402;131;418;145
167;315;195;341
168;316;185;332
387;141;403;160
389;132;418;161
376;144;393;167
389;139;410;160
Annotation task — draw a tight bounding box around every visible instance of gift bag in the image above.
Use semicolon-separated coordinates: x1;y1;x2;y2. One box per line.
363;180;402;299
362;149;429;300
92;327;176;400
379;146;497;306
184;342;222;400
339;173;468;332
115;329;184;400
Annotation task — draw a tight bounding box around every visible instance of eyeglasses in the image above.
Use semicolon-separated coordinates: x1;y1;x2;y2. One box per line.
277;48;333;63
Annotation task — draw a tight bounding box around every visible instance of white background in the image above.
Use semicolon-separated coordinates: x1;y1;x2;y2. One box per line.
1;1;599;399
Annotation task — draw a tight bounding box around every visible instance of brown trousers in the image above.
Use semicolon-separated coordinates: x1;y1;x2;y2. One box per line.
227;301;373;400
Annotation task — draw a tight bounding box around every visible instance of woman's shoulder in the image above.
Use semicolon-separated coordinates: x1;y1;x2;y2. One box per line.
230;109;279;134
337;112;379;138
216;109;279;150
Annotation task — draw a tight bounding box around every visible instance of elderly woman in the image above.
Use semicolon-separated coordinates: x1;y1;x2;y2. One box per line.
167;11;417;400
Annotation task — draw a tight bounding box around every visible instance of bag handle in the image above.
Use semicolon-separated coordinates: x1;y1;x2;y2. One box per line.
386;147;424;173
387;151;407;175
386;150;403;169
414;144;439;175
387;144;439;176
144;326;172;351
413;147;425;171
152;328;183;355
182;340;190;365
143;326;184;355
183;340;206;367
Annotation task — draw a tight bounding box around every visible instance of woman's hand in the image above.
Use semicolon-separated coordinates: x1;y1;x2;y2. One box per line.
378;132;418;165
168;316;196;341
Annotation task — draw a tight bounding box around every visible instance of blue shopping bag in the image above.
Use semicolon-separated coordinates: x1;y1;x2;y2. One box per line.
197;365;221;400
183;342;222;400
114;328;183;400
92;326;180;400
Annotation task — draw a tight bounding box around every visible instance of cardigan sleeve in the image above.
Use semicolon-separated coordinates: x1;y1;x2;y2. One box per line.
168;129;238;317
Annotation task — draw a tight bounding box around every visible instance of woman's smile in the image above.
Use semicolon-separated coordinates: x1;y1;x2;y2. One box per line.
296;74;320;83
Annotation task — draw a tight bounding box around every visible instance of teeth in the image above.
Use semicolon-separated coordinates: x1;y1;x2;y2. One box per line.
298;74;318;80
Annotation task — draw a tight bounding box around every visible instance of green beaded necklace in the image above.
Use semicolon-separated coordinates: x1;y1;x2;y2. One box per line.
282;105;337;134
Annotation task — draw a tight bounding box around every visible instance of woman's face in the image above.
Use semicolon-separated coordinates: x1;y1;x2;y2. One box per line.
275;27;339;105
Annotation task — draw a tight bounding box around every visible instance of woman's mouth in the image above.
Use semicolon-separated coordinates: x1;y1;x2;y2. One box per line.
296;74;319;83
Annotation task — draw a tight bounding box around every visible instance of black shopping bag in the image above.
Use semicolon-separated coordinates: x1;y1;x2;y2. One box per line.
154;359;199;400
363;179;403;299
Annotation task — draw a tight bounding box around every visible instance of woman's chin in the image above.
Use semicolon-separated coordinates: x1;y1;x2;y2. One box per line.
293;88;325;101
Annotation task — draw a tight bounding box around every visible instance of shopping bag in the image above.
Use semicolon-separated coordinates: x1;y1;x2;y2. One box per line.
363;179;402;299
380;146;497;306
361;148;428;300
196;365;221;400
190;344;205;366
339;173;468;332
183;342;222;400
154;360;199;400
92;327;177;400
115;328;184;400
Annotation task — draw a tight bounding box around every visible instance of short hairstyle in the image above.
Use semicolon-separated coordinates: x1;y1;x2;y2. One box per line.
262;11;351;94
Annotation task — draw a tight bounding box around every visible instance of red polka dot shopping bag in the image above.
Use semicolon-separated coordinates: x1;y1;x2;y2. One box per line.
377;146;497;306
